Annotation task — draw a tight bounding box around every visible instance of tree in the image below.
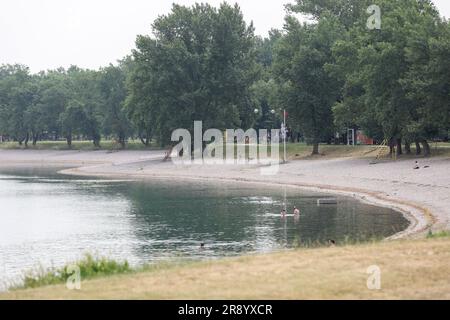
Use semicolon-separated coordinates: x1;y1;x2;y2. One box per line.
59;100;88;148
127;3;258;149
401;16;450;155
66;66;102;147
99;62;132;148
330;0;443;156
125;50;157;146
273;15;345;154
287;0;371;28
31;70;71;144
0;64;35;146
252;30;283;131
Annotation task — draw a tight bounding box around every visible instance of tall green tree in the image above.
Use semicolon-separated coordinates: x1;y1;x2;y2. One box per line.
30;70;71;144
287;0;371;28
99;62;132;148
58;100;88;148
273;15;345;154
401;16;450;155
330;0;442;155
252;30;283;131
0;64;35;145
127;2;258;148
65;66;103;147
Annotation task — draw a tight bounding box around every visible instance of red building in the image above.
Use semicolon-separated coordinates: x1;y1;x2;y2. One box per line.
356;130;374;145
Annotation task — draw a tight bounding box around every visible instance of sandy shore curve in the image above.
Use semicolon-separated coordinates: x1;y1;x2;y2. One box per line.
1;149;449;239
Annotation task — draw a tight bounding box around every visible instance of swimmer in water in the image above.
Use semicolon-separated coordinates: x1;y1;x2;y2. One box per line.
281;209;287;217
293;207;300;215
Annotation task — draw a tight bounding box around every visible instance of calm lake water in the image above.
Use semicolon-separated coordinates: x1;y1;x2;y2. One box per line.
0;167;409;288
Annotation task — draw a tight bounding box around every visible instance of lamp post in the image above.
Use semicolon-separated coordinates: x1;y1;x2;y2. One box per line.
280;109;287;163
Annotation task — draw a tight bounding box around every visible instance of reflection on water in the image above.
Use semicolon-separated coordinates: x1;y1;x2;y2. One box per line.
0;167;409;288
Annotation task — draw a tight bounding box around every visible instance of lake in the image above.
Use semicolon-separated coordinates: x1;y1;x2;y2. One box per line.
0;167;409;289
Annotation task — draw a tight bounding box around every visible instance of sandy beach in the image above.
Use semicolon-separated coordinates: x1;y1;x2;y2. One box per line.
1;149;449;239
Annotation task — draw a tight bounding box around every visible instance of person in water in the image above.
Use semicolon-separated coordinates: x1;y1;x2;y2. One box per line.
293;207;300;215
200;243;205;250
281;209;287;217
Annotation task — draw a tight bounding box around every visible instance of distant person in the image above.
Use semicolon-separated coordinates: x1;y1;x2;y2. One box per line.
293;207;300;215
413;161;420;170
281;209;287;217
200;243;205;250
328;239;336;247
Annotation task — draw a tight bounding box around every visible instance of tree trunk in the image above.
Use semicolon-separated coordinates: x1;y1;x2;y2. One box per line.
32;133;39;146
389;139;395;158
415;140;421;155
396;138;403;156
422;140;431;157
93;139;101;148
92;133;101;148
312;142;319;155
66;134;72;148
119;136;126;149
405;141;411;154
24;133;29;148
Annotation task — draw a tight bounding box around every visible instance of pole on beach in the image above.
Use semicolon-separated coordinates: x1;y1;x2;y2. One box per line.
283;109;287;163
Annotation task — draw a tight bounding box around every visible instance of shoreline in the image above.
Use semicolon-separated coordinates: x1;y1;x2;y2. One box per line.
1;149;449;239
60;166;425;240
1;149;450;299
2;237;450;299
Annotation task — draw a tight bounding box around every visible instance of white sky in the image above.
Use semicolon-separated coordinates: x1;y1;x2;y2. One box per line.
1;0;449;73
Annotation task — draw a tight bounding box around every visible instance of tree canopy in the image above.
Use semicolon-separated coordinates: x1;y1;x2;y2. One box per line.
0;0;448;156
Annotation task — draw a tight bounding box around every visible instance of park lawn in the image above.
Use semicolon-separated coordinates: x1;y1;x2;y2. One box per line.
0;140;158;151
287;142;450;159
2;236;449;300
1;140;450;159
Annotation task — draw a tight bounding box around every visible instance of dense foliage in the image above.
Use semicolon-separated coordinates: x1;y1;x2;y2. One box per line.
0;0;448;155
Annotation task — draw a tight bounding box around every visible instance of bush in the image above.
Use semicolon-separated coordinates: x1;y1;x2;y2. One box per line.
20;254;131;289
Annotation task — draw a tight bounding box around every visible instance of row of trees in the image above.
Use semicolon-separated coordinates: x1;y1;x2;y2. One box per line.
275;0;450;155
0;0;449;156
0;63;131;148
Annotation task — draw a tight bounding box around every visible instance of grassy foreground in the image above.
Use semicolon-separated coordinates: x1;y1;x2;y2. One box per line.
2;237;449;300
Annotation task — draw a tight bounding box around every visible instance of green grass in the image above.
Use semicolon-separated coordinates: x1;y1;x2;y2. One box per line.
0;140;161;151
2;140;449;159
10;254;196;291
15;254;132;289
3;237;450;299
11;237;387;290
427;230;450;239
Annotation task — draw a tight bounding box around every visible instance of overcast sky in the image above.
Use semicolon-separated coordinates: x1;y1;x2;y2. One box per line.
1;0;449;73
